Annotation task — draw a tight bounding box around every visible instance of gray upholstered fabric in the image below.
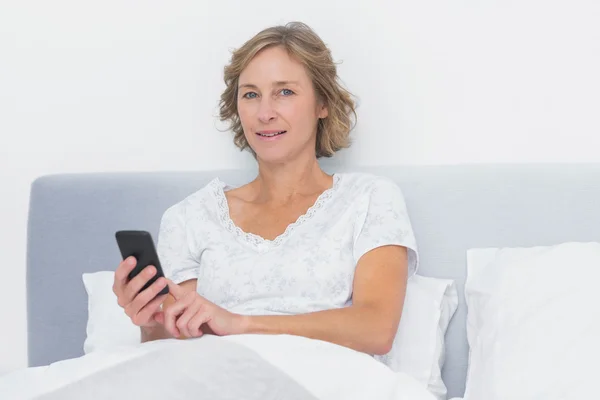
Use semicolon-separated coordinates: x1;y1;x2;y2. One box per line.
27;163;600;399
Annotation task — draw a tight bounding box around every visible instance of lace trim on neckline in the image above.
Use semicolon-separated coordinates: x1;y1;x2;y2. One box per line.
211;174;342;249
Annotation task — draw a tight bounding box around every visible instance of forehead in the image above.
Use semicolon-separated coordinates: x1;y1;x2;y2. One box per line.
239;46;311;86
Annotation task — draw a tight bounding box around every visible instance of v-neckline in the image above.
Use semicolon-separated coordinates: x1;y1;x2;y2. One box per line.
211;174;343;252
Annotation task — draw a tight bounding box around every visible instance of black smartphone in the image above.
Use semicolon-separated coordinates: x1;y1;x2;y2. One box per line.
115;230;169;296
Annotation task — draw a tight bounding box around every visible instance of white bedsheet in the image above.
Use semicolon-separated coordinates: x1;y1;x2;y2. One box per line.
0;334;436;400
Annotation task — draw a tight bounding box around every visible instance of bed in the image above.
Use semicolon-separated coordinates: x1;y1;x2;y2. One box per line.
8;163;600;399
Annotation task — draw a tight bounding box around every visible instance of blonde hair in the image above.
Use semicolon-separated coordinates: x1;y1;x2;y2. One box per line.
219;21;357;158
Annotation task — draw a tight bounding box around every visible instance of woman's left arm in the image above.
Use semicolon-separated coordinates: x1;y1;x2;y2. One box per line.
242;245;408;355
162;245;408;356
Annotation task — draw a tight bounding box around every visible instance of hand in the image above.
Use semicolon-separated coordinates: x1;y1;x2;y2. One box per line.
113;256;168;328
157;279;248;339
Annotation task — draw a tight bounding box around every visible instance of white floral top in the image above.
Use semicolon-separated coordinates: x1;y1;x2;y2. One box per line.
156;172;419;316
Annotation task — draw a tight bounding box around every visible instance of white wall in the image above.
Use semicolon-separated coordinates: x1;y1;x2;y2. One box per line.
1;0;599;374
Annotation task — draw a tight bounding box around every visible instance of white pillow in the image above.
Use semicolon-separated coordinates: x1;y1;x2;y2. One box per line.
464;242;600;400
83;271;457;399
82;271;140;354
375;274;458;400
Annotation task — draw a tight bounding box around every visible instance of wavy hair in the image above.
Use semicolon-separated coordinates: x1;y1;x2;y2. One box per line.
218;22;357;158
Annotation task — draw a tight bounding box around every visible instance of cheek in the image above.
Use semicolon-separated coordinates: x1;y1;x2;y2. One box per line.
280;101;315;127
237;102;254;127
302;110;321;137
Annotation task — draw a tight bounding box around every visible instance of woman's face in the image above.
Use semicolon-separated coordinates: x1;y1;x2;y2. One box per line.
237;46;328;164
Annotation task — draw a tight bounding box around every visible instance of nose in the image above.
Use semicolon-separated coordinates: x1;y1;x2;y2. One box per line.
257;97;277;123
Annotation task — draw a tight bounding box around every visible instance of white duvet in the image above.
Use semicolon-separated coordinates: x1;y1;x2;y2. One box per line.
0;334;436;400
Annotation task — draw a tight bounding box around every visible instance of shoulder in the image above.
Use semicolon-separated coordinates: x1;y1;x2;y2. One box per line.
337;173;410;223
160;177;223;224
338;172;405;199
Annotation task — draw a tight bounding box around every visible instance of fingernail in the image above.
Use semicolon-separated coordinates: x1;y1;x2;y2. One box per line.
146;267;155;276
127;257;136;265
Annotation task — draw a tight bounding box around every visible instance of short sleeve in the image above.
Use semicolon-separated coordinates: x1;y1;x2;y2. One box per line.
353;178;419;277
156;204;201;284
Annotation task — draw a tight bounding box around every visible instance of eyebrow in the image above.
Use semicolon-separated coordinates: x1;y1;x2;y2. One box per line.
238;80;300;90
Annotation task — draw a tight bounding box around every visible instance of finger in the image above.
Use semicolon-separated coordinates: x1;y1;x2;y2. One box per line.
123;265;158;303
113;256;137;291
125;277;167;319
131;294;167;327
175;302;202;338
163;295;195;337
166;279;186;301
188;309;212;337
153;311;165;325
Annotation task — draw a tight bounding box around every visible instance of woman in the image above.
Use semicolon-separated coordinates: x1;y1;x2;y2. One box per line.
112;21;418;357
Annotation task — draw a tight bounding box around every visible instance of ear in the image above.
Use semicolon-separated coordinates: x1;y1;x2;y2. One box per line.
317;102;328;119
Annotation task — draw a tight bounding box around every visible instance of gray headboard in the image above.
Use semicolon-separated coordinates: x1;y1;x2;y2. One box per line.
27;163;600;398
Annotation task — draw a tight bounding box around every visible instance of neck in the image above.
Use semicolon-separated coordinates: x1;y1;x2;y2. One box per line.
253;154;332;203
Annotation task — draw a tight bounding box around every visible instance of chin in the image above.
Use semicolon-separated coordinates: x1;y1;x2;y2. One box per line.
254;149;293;165
249;139;315;165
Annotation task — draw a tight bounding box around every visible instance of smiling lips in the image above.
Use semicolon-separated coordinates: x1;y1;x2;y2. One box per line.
256;130;287;140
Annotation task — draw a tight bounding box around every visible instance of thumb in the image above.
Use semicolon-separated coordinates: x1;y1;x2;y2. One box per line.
166;278;185;300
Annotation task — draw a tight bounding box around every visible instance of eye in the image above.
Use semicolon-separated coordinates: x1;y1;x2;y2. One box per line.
279;88;294;96
242;92;258;99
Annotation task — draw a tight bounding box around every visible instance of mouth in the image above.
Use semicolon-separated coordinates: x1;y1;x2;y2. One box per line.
256;130;287;138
